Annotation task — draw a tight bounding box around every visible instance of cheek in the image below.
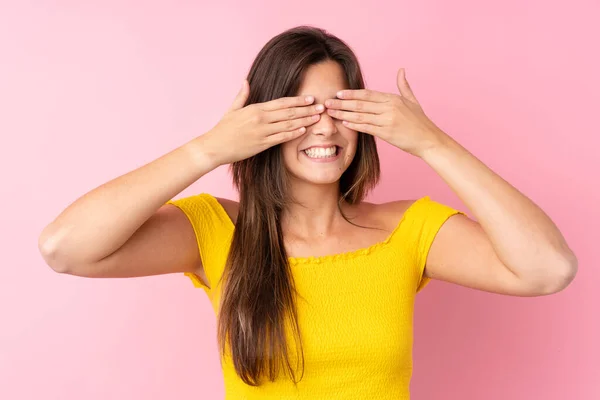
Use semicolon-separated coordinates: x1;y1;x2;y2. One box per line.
280;143;300;169
344;148;356;166
346;132;359;154
343;135;359;165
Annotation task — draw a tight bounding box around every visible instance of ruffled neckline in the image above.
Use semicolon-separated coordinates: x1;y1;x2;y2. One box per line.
205;193;430;266
288;196;430;265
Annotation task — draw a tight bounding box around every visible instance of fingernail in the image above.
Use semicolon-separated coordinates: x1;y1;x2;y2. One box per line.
315;104;324;112
305;95;314;103
337;91;344;98
325;100;333;107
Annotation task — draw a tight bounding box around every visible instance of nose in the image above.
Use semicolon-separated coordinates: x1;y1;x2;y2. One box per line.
309;111;337;137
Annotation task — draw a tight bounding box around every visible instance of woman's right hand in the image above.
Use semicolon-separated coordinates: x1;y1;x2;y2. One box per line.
198;79;324;166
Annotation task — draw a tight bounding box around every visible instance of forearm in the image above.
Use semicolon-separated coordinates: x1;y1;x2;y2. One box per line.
38;136;217;268
420;131;577;280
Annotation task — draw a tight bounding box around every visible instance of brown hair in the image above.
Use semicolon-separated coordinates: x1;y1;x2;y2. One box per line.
217;25;380;386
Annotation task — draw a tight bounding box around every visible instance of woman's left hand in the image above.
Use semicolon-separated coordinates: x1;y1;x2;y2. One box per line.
324;68;450;158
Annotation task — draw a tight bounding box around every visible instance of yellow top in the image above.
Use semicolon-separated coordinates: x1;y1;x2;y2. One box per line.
166;193;464;399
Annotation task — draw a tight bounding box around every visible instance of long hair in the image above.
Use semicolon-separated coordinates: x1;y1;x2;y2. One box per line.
217;25;381;386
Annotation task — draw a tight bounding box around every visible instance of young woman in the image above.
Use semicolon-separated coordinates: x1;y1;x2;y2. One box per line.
38;26;577;399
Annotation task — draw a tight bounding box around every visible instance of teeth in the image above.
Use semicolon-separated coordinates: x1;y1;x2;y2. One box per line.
304;146;337;159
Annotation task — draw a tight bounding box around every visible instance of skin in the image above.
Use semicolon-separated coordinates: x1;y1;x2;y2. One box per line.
209;62;578;296
39;57;577;297
322;65;577;295
230;60;578;296
279;61;382;253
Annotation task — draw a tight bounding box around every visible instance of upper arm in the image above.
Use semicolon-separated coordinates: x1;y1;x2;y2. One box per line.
65;203;207;285
424;213;534;296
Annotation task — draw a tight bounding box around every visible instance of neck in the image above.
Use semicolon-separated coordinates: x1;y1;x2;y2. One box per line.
281;179;351;238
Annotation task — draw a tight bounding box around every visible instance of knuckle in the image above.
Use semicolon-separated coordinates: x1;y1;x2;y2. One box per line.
252;112;262;124
284;119;294;130
355;100;363;111
287;107;296;119
278;131;292;143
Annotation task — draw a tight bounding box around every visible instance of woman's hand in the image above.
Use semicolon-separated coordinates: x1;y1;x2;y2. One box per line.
200;80;324;166
324;68;449;158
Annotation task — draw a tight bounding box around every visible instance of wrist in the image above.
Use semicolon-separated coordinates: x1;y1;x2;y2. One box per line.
418;129;457;163
182;135;222;174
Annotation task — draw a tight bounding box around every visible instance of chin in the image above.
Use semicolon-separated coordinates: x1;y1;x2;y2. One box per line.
296;172;343;185
287;162;348;186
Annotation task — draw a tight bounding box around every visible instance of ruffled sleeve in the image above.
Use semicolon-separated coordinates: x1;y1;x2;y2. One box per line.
401;196;466;292
165;193;234;293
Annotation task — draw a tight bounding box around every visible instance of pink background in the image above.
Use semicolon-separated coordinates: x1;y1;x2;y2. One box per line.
1;1;598;399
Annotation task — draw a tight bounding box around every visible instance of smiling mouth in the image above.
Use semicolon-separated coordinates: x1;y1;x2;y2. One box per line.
302;145;341;159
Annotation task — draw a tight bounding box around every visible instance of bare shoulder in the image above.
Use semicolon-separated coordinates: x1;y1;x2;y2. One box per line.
353;198;420;231
212;196;418;231
213;196;239;224
373;198;419;216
